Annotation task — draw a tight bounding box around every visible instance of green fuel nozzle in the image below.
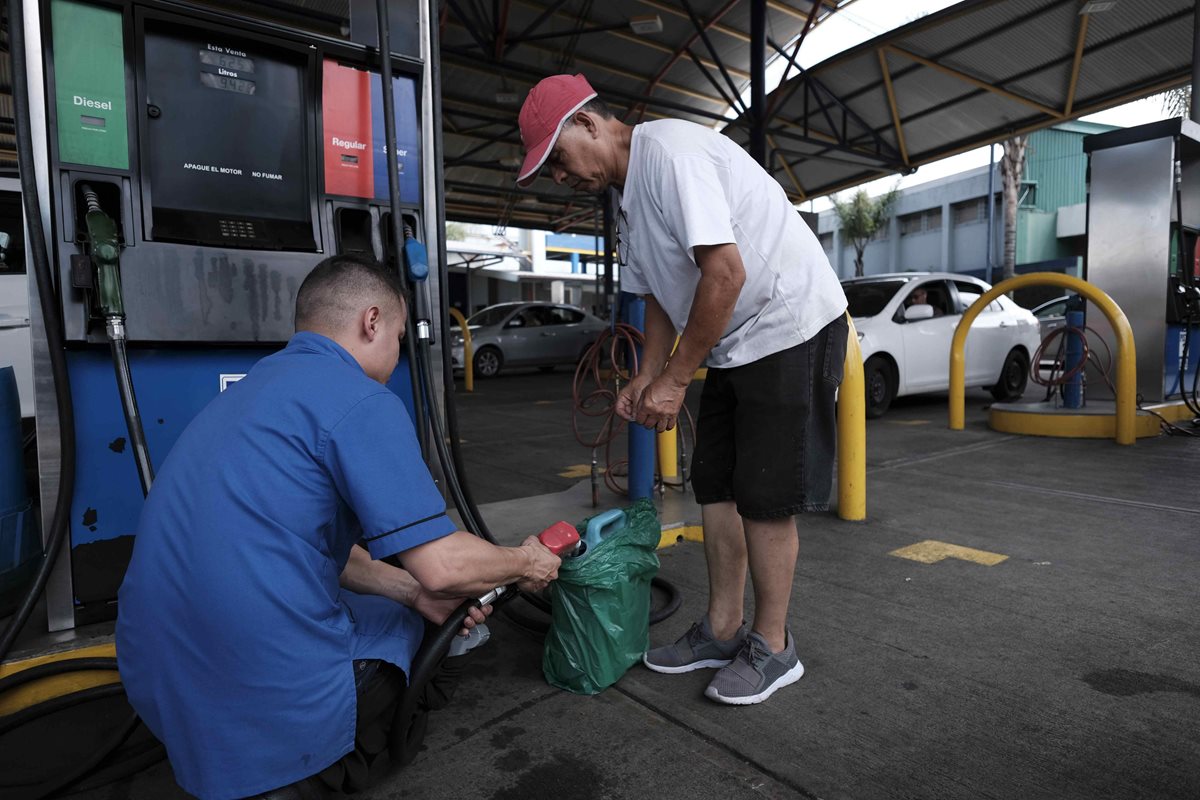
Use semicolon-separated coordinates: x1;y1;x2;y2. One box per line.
80;184;125;325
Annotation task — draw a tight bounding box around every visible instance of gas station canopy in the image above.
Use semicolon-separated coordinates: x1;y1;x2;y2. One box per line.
726;0;1195;201
0;0;1193;233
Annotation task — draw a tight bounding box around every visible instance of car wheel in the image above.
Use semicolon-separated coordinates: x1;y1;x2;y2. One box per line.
864;356;896;419
989;348;1029;402
473;346;503;378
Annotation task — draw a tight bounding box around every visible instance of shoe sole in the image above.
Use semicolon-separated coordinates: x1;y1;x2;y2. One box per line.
703;660;805;705
642;655;733;674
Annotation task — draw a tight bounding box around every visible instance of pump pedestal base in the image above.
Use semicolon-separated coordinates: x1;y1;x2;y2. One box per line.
987;399;1196;439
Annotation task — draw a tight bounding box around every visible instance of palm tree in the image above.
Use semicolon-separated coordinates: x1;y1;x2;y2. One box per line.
831;187;899;277
1162;85;1191;118
999;135;1028;285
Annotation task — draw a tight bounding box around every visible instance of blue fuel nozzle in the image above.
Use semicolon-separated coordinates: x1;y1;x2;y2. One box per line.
403;237;429;283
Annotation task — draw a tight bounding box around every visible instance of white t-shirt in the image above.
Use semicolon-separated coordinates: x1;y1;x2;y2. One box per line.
618;120;847;368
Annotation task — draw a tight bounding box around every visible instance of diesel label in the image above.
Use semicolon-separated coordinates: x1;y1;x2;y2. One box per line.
74;95;113;110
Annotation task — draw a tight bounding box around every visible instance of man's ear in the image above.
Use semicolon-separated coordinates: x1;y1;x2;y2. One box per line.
577;111;599;138
363;305;382;341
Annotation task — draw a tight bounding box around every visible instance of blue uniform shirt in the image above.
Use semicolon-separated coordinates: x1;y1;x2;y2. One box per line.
116;332;457;799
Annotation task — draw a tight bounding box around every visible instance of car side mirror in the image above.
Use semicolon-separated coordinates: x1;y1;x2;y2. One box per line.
904;304;935;322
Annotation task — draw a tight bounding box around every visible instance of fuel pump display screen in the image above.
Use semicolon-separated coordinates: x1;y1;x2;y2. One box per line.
142;22;315;250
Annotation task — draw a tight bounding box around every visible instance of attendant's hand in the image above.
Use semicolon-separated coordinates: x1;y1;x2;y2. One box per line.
516;535;561;593
411;586;493;637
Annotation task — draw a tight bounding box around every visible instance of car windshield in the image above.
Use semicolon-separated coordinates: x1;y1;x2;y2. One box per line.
843;280;908;318
1035;300;1066;318
467;306;516;327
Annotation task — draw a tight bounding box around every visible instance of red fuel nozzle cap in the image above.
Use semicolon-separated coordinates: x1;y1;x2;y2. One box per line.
538;521;582;557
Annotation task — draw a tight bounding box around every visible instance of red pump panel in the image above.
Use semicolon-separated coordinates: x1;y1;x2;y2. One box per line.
322;59;374;199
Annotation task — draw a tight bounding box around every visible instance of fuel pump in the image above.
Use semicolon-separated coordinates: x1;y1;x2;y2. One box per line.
1083;119;1200;416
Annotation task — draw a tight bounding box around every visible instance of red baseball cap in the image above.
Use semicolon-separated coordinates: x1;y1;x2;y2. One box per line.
516;74;597;187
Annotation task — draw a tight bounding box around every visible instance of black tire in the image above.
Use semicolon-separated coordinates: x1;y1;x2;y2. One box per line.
990;348;1030;402
473;346;503;378
864;356;896;419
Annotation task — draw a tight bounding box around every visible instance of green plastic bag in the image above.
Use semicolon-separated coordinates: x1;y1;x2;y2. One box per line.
542;499;661;695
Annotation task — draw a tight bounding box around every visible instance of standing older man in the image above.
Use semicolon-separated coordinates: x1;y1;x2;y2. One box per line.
516;74;848;705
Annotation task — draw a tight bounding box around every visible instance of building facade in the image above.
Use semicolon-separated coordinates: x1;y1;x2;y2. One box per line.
817;120;1116;302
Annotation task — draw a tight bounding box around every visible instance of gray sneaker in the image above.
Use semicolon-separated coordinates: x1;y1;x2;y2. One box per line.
704;631;804;705
643;617;749;674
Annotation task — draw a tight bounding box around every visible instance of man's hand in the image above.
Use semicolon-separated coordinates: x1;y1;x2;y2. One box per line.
410;586;493;637
635;373;687;432
615;373;653;422
516;535;561;593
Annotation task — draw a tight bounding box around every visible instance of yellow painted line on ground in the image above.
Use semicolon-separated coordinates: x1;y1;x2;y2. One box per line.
886;419;931;426
559;464;605;479
658;525;704;549
0;643;119;715
890;540;1008;566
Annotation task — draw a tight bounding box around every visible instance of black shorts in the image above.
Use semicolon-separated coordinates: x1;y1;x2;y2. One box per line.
691;315;848;519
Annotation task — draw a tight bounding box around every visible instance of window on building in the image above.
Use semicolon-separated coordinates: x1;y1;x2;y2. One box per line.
818;232;833;251
1019;180;1038;208
926;207;942;232
899;213;924;236
952;198;984;226
899;208;940;236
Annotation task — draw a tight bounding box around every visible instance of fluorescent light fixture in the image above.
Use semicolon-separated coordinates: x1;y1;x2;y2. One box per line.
1079;1;1117;13
495;91;520;105
629;14;662;35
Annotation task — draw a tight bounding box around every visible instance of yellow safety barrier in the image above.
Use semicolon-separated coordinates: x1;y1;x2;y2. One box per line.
949;273;1136;445
837;314;867;521
447;307;473;392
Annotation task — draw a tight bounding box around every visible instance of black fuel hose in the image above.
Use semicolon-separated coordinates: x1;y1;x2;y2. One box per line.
374;0;428;463
1173;173;1200;418
0;0;78;663
389;586;518;765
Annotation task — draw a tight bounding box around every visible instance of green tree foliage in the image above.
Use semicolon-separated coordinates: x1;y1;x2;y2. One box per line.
1162;85;1191;118
831;187;899;277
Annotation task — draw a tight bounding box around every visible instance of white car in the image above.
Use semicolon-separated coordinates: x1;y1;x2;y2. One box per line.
844;272;1041;417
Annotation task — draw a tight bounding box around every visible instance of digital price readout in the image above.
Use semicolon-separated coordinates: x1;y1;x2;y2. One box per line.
199;72;256;95
198;50;254;73
198;47;256;95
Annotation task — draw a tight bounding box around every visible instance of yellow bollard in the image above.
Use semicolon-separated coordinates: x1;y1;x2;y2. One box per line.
837;314;867;521
447;307;473;393
657;427;680;485
948;272;1136;445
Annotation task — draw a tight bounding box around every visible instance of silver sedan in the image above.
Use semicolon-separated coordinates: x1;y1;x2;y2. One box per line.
450;302;609;378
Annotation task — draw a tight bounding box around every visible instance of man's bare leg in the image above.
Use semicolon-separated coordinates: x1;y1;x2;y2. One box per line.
743;515;798;652
702;501;748;640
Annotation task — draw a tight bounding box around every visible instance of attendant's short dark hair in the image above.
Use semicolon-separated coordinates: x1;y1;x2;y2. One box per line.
295;254;408;332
